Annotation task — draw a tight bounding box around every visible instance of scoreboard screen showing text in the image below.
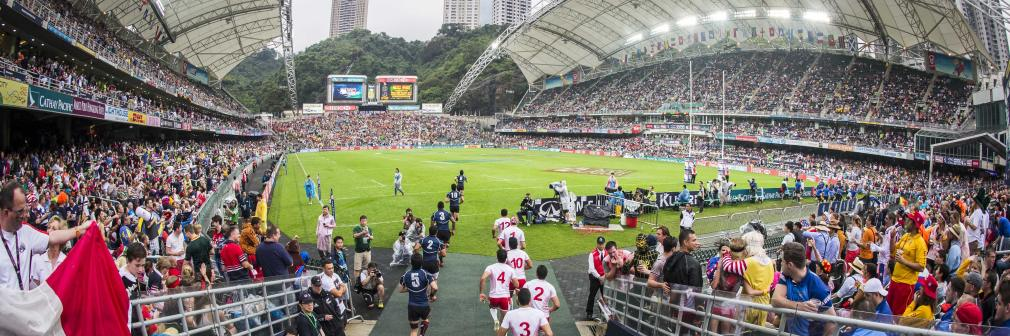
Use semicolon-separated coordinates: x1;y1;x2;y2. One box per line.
327;75;367;104
376;75;418;103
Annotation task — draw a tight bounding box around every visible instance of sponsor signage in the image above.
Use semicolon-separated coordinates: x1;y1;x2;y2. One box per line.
75;42;96;56
303;103;324;114
421;103;443;113
105;106;129;122
28;86;72;114
147;116;161;127
387;104;420;111
128;111;147;124
162;119;178;129
72;97;104;119
46;24;73;43
324;104;358;111
0;78;28;108
11;1;42;26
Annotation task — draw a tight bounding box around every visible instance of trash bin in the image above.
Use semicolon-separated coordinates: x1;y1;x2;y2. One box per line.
626;214;638;228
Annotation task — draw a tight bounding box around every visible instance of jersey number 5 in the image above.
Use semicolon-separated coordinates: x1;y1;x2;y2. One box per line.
411;273;420;288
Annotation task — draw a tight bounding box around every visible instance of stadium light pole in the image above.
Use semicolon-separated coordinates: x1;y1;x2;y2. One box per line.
721;70;725;160
688;59;693;158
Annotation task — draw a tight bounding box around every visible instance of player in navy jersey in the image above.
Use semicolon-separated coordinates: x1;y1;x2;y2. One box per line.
400;254;438;336
446;184;463;222
456;170;468;196
417;225;446;285
431;201;455;263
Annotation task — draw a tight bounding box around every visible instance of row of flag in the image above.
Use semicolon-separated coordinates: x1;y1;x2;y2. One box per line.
620;27;856;64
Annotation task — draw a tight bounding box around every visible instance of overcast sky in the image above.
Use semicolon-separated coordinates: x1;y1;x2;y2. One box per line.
292;0;446;52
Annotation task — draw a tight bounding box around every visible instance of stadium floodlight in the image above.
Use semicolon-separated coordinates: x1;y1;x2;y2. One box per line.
676;16;698;27
626;33;644;44
802;11;830;22
708;11;728;22
651;23;670;35
734;9;756;18
767;9;791;18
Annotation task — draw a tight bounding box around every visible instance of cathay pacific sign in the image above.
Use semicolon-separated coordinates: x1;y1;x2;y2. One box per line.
28;86;72;114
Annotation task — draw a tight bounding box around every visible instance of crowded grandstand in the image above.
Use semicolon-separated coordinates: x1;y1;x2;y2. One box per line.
2;0;1010;336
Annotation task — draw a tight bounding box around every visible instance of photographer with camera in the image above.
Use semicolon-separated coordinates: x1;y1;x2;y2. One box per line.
359;262;386;309
519;193;534;225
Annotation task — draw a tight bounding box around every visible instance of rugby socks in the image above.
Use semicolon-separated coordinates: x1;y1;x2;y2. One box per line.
419;321;429;335
490;308;499;326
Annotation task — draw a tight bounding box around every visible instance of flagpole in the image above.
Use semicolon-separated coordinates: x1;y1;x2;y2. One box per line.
688;59;693;159
721;70;725;161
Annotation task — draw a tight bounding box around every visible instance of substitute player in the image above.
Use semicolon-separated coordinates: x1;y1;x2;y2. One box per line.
400;254;437;336
446;184;463;222
498;288;554;336
498;221;526;251
523;265;560;320
431;202;455;263
506;237;532;291
493;209;511;239
456;170;468;197
480;249;519;328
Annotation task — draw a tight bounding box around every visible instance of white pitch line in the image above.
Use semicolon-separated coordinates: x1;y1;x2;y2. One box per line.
369;179;386;187
293;154;308;176
332;211;498;227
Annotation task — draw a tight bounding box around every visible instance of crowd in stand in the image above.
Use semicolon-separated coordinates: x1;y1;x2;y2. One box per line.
518;50;973;127
270;112;488;149
13;0;248;116
723;119;914;151
496;117;635;130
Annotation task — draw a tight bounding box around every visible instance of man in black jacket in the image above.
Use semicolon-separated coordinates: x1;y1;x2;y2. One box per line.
663;228;703;330
295;292;322;336
309;276;346;336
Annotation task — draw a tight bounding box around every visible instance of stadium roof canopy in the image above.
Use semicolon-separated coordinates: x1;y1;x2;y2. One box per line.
93;0;281;78
503;0;992;83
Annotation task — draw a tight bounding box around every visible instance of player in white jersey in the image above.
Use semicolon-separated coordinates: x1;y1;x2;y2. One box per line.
505;237;532;291
498;288;554;336
481;249;519;328
498;224;526;251
493;209;512;239
523;265;560;320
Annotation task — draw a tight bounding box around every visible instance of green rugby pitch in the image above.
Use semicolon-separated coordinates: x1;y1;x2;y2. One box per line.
268;148;808;260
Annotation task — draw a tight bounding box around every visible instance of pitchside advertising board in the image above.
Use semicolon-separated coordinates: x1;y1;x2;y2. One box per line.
376;75;418;103
327;75;367;104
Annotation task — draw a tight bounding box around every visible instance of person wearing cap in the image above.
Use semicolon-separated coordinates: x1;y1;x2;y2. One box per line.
585;236;607;320
953;301;984;335
859;278;893;320
308;276;346;336
899;275;937;329
294;292;322;336
887;213;927;316
828;258;864;305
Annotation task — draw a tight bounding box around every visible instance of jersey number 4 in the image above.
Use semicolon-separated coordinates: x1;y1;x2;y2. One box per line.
497;272;506;284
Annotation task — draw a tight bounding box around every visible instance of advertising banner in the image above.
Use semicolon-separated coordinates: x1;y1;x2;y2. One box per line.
147;116;161;127
387;105;420;111
46;24;73;44
0;78;28;108
324;105;358;111
105;106;129;122
303;103;324;114
184;63;209;85
28;86;72;114
161;119;178;129
421;103;443;113
74;42;96;57
72;97;104;119
128;111;147;125
11;1;42;26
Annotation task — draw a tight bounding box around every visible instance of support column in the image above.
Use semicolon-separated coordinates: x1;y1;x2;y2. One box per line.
0;110;9;150
59;118;72;144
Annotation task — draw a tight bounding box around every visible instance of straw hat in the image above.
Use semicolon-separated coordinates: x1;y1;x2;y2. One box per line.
849;258;865;273
947;223;964;241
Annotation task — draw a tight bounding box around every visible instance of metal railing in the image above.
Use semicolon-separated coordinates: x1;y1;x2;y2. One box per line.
601;278;992;336
130;275;312;336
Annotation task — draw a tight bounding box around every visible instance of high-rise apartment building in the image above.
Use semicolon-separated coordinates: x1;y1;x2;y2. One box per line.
330;0;368;37
443;0;481;29
491;0;530;26
956;0;1009;70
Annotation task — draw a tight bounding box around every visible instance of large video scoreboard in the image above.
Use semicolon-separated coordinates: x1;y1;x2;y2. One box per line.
326;75;367;104
376;75;418;104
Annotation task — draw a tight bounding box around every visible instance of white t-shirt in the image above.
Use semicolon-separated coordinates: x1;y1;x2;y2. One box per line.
494;217;512;237
165;232;185;260
0;226;49;290
523;279;557;317
499;226;525;251
846;227;862;252
969;208;985;245
319;271;348;312
500;307;549;336
506;249;531;280
484;263;515;298
29;252;65;289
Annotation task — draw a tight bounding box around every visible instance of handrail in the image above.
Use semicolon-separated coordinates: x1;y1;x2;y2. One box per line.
602;277;975;336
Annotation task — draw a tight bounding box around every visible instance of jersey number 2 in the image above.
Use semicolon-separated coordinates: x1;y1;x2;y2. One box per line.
533;287;544;301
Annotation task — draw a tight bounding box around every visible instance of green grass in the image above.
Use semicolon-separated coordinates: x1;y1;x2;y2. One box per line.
268;148;810;260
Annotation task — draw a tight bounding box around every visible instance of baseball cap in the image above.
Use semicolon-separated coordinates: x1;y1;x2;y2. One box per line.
298;292;314;304
597;236;606;245
862;278;888;296
965;272;984;291
918;275;939;300
310;276;322;287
